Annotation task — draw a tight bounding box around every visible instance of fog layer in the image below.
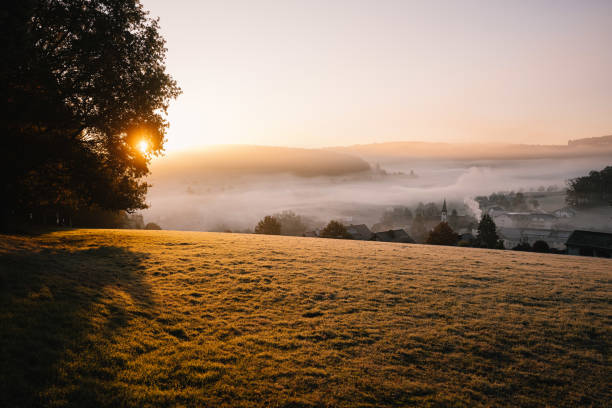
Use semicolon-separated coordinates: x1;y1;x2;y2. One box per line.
143;143;612;231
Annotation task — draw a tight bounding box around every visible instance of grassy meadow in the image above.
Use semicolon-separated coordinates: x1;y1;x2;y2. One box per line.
0;229;610;407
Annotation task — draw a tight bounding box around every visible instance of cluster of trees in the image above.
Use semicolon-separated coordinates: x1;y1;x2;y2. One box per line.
475;192;537;212
512;240;551;253
319;221;352;239
255;215;351;239
254;210;504;251
380;207;413;226
566;166;612;208
1;0;179;230
379;202;441;228
253;211;312;236
378;202;476;243
425;214;502;249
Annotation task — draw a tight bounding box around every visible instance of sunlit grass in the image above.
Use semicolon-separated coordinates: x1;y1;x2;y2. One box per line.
0;229;610;407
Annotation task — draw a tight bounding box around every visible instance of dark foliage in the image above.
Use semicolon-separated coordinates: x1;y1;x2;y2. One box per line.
144;222;161;230
319;220;351;239
1;0;180;227
475;192;529;211
512;242;532;251
566;166;612;208
532;240;550;253
476;214;499;249
254;216;281;235
426;222;459;246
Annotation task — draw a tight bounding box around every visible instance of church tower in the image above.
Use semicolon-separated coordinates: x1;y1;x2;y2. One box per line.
441;199;448;222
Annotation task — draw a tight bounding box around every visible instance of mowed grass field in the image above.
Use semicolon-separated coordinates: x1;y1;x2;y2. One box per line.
0;230;610;407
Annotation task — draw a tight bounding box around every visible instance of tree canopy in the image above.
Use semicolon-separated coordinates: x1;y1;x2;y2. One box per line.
566;166;612;208
476;214;499;249
319;220;351;239
1;0;180;226
426;222;459;246
532;240;550;253
254;216;281;235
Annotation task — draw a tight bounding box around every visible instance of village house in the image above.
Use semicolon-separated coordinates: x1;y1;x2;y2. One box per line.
498;227;572;250
346;224;373;240
565;230;612;258
552;207;576;218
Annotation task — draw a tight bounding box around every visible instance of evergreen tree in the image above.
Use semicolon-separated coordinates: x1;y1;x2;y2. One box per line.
476;214;499;248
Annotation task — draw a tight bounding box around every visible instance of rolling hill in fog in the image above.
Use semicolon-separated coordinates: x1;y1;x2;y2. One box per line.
327;135;612;162
1;229;610;407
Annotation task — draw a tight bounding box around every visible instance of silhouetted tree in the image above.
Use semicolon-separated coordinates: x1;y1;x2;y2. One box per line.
476;214;499;249
532;240;550;253
1;0;180;228
319;220;351;239
254;216;281;235
145;222;162;230
426;222;459;246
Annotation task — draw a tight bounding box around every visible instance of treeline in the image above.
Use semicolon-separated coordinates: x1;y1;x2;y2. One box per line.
566;166;612;208
475;191;539;211
15;207;161;231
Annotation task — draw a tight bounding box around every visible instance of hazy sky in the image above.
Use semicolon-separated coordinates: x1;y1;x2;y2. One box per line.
141;0;612;151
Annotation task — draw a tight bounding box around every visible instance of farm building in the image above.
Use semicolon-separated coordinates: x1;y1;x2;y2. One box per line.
498;228;572;250
565;230;612;258
346;224;373;240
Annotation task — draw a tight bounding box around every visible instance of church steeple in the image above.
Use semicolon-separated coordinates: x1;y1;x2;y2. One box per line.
441;199;448;222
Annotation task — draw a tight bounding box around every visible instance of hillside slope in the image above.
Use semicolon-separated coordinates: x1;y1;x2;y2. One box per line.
1;230;610;407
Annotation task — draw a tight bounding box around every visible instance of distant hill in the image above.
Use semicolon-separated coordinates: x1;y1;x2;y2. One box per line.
568;135;612;147
328;138;612;161
150;145;370;179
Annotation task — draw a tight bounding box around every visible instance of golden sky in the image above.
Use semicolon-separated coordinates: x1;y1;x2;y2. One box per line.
141;0;612;151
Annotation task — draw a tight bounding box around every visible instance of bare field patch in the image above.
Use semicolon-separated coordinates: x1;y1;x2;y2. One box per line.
0;229;610;407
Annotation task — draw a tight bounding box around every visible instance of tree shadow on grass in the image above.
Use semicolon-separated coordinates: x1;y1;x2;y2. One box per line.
0;243;155;407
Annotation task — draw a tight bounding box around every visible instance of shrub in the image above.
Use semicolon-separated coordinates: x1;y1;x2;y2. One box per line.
145;222;162;230
426;222;459;246
319;221;351;239
254;216;281;235
532;240;550;253
513;242;531;251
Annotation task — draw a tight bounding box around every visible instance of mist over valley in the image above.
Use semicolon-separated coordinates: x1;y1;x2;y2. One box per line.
143;139;612;233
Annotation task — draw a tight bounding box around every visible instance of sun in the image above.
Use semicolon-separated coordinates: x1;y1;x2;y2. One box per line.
138;140;149;154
